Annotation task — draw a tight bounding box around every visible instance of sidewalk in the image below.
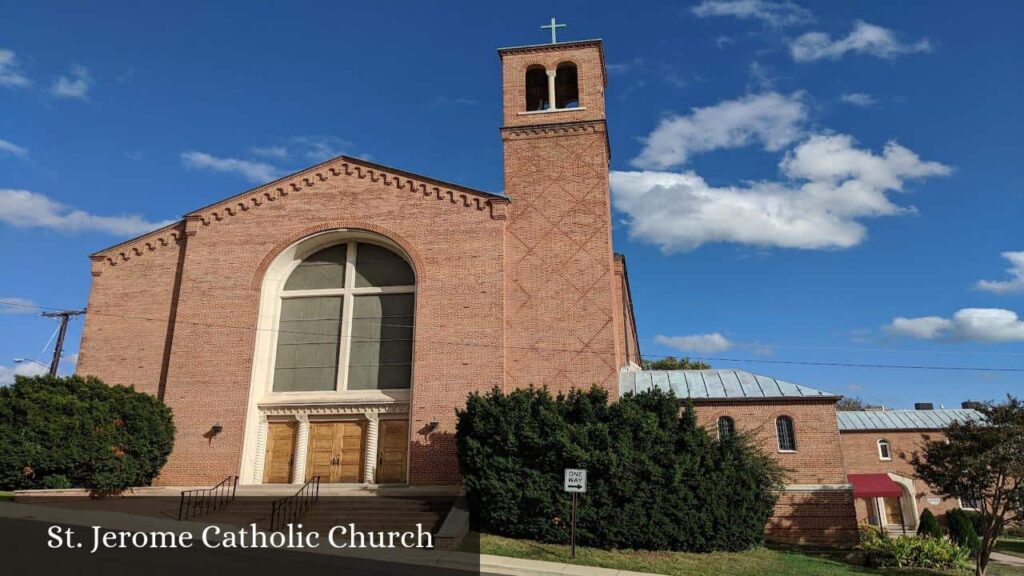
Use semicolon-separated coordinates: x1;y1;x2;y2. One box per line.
0;502;662;576
992;551;1024;568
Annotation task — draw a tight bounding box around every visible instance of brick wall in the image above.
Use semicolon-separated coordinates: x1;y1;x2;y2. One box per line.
693;400;848;484
840;429;959;524
78;221;186;399
767;489;859;547
81;158;508;486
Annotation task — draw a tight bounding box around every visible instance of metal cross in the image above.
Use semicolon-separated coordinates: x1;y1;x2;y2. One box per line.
541;17;566;44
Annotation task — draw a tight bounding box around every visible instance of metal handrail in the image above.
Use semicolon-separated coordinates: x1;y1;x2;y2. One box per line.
178;475;239;521
270;476;321;531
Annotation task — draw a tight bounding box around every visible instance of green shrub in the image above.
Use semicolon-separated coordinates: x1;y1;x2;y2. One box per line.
948;509;982;557
859;523;886;547
0;374;175;492
917;509;943;538
862;534;970;570
455;386;787;552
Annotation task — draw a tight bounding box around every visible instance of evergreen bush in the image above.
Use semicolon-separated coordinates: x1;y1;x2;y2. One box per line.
455;386;787;551
917;509;943;539
0;374;175;492
947;509;982;557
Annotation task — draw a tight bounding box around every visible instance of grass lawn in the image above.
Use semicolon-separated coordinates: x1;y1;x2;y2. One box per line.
0;491;13;501
476;533;1024;576
996;538;1024;559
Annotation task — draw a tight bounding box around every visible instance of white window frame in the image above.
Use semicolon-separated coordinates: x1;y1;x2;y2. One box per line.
877;439;892;461
959;497;980;511
271;239;415;395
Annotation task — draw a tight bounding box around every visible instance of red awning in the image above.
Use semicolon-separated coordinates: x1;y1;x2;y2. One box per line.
849;473;903;498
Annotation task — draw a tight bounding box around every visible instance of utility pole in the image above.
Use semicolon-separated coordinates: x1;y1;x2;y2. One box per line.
41;309;85;376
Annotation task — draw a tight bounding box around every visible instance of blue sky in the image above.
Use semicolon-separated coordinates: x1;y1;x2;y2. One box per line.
1;1;1022;407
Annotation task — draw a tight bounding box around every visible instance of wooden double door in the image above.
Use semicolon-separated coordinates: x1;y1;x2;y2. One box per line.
262;418;409;484
306;421;366;483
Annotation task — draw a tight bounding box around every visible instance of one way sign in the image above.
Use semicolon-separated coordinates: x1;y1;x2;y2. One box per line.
564;468;587;493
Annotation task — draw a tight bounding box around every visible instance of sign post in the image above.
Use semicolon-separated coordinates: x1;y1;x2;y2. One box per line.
563;468;587;559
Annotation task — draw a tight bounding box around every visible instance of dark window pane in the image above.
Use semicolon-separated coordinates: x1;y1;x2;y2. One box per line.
347;294;414;390
525;66;548;111
555;64;579;109
717;416;734;440
284;244;346;290
776;416;796;451
354;243;414;288
273;297;342;391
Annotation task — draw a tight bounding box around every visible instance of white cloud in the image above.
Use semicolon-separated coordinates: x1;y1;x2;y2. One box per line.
0;189;175;235
884;316;952;340
885;309;1024;343
0;361;48;387
181;151;278;183
250;145;289;159
0;49;31;88
0;297;38;314
632;92;807;169
50;64;93;100
0;138;28;158
612;134;950;252
840;93;877;107
691;0;814;27
607;57;644;74
655;333;733;353
790;21;932;62
976;252;1024;295
290;135;351;162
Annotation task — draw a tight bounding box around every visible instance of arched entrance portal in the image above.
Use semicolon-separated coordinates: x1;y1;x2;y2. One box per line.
239;229;415;485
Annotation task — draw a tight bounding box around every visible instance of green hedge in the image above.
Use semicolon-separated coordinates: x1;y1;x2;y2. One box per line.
947;509;981;557
0;375;174;492
455;386;786;551
917;509;943;538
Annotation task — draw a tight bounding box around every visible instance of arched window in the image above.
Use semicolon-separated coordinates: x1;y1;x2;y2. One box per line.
555;62;579;109
272;241;415;393
776;416;796;451
877;439;892;460
525;65;548;111
717;416;735;440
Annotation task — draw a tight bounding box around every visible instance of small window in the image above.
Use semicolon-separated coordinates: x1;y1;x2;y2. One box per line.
555;62;579;109
776;416;796;451
960;497;980;510
877;439;892;460
717;416;735;440
525;66;548;111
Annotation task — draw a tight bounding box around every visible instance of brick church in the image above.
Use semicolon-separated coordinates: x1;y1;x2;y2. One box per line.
76;35;980;546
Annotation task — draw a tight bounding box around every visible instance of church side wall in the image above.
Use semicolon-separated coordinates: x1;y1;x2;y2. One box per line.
693;400;858;547
77;222;186;399
840;429;959;524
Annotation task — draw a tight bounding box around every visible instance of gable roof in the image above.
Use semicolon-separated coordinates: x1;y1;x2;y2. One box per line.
91;155;509;265
837;409;984;431
618;369;839;401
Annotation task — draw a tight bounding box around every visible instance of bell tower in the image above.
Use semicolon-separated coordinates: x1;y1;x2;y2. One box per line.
499;36;623;393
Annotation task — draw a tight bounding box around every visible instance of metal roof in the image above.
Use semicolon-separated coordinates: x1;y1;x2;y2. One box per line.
618;369;839;401
837;409;984;431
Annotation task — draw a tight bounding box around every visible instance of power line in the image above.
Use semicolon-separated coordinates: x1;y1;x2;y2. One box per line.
673;356;1024;373
3;299;1024;373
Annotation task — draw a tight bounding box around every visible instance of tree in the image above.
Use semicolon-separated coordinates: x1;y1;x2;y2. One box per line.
641;356;711;370
836;397;870;411
0;374;175;492
911;397;1024;576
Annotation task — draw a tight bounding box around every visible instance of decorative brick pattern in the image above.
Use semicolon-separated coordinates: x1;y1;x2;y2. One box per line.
500;41;621;395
